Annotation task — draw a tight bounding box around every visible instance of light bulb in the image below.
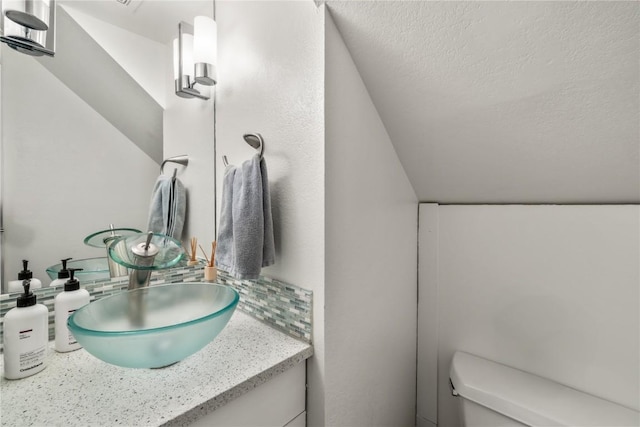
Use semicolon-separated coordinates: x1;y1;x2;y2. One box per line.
172;38;179;80
182;33;194;80
193;16;216;66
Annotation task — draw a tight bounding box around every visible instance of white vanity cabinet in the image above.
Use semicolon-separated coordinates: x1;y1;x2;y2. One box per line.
187;362;306;427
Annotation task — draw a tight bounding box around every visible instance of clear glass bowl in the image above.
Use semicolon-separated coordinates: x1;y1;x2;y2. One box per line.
108;233;184;270
83;227;142;248
68;283;239;368
46;257;111;282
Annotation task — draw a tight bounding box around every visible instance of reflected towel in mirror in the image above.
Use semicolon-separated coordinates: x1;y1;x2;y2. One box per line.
216;153;275;279
147;175;186;240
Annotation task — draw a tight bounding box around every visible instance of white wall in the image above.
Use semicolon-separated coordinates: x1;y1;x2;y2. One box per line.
215;1;325;425
417;204;439;427
418;204;640;426
2;46;158;284
325;10;418;426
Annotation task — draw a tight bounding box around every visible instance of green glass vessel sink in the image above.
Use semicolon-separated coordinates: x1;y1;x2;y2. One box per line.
68;283;239;368
46;257;110;282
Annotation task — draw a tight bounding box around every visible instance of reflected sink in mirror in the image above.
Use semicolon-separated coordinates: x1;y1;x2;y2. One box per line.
46;257;111;282
68;283;239;368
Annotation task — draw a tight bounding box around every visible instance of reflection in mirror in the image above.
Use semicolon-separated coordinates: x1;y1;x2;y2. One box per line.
1;0;214;293
0;0;57;56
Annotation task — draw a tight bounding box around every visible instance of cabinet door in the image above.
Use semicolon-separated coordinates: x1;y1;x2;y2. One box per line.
189;362;306;426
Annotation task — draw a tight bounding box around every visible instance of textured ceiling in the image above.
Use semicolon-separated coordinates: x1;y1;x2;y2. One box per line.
326;1;640;203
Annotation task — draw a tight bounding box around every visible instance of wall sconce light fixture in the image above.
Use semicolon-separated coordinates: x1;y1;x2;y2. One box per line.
174;16;216;100
0;0;56;57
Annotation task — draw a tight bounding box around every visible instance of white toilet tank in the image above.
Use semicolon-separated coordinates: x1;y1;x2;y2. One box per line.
449;351;640;427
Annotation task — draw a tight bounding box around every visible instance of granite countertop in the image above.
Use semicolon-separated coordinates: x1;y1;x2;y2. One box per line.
0;311;313;426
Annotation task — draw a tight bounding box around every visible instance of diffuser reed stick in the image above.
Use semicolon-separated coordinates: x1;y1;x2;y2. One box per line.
199;245;210;266
186;237;198;266
198;242;216;267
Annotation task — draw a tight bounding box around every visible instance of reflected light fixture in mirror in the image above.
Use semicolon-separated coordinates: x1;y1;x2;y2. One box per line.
173;33;195;83
174;16;216;100
0;0;56;56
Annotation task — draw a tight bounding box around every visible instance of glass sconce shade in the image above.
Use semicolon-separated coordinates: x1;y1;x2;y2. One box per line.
183;33;195;79
173;35;194;80
193;16;216;65
193;16;217;86
173;38;179;80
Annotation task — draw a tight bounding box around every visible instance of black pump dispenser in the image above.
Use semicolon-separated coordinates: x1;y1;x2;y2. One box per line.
64;268;83;291
17;280;37;307
57;258;72;279
17;259;33;281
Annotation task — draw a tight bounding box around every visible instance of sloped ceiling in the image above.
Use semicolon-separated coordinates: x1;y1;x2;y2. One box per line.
58;0;211;44
326;1;639;203
37;6;163;164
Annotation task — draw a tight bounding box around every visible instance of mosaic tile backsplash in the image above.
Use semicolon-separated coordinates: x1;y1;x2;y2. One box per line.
217;274;312;343
0;262;312;352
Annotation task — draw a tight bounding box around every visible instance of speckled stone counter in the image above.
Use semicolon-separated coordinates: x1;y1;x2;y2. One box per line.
0;311;313;427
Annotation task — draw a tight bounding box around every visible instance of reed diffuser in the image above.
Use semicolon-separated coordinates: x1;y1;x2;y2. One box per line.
200;241;217;282
186;237;199;266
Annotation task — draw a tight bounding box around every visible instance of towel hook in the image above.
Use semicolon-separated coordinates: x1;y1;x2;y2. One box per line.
243;133;264;158
161;155;189;174
222;133;264;167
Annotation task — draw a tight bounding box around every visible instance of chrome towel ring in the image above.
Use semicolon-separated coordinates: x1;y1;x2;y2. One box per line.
222;133;264;167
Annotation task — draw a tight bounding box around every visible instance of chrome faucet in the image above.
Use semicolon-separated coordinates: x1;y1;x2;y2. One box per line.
126;231;159;327
128;231;159;290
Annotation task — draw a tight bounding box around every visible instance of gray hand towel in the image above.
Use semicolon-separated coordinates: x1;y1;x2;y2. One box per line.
216;154;275;279
147;175;186;241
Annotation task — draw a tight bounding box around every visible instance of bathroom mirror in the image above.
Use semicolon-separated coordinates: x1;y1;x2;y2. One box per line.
0;0;215;292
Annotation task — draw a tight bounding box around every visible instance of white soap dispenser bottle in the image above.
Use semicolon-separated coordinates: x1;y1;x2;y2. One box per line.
54;268;90;352
49;258;72;288
8;260;42;293
3;280;49;379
